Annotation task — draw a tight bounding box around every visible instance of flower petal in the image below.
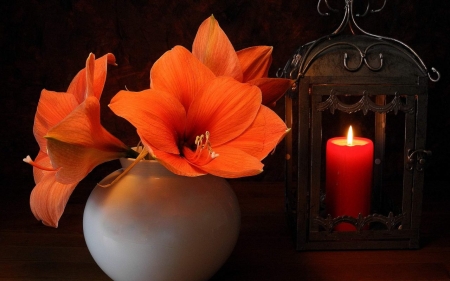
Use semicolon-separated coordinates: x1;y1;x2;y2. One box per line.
186;76;262;146
33;89;79;153
45;96;129;184
67;53;116;103
248;77;292;106
85;53;95;98
199;146;263;178
32;151;52;184
225;105;288;160
150;46;215;111
46;97;126;149
192;15;243;81
30;171;78;227
182;144;215;167
46;139;127;184
236;46;273;82
152;149;206;177
109;89;186;155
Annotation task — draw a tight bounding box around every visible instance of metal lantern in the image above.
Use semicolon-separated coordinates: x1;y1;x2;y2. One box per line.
280;0;440;250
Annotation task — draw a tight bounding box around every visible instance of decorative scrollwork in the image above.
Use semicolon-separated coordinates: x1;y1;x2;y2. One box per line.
317;91;415;115
370;0;387;14
317;0;387;17
317;0;337;16
314;212;404;233
356;0;387;17
343;43;385;72
343;52;363;71
406;149;432;171
364;53;383;71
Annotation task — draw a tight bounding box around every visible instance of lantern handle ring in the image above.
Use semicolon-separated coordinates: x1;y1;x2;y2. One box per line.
428;67;441;82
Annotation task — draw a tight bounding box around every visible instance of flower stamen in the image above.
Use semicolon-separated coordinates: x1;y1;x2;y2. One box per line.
192;131;219;162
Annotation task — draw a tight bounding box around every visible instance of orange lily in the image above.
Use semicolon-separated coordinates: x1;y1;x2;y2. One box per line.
192;15;292;106
25;53;133;227
111;46;288;178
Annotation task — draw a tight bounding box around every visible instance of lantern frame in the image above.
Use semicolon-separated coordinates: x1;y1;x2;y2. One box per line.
280;0;439;250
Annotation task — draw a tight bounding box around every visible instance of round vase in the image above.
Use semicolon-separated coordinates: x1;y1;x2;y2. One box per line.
83;158;240;281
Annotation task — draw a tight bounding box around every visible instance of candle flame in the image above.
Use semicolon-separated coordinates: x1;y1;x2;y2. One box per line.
347;126;353;146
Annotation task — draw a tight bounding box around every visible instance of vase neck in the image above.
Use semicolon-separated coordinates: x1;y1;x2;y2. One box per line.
119;158;175;177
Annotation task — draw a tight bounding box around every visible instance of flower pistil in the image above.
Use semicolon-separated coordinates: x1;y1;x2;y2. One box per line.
23;155;57;172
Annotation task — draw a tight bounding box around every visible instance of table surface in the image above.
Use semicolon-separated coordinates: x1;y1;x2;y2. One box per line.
1;179;450;281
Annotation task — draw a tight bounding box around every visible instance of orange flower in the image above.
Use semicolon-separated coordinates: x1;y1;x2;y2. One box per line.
25;53;132;227
192;15;292;106
111;46;288;178
33;53;116;158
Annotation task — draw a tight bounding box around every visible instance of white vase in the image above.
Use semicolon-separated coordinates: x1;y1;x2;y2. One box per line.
83;158;240;281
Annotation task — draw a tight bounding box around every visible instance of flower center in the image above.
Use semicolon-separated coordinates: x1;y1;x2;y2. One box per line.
179;131;219;166
195;131;219;160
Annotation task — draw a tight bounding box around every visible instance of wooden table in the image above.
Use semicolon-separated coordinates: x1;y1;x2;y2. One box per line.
1;179;449;280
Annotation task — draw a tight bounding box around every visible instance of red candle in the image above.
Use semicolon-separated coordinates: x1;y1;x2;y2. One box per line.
325;126;373;231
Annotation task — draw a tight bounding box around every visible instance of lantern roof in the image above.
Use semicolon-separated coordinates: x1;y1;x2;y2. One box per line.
279;0;440;84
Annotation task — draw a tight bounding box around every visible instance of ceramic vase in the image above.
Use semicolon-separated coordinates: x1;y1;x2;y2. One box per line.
83;158;240;281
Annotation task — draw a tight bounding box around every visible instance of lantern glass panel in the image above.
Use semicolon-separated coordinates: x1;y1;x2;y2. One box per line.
379;109;406;216
314;93;409;232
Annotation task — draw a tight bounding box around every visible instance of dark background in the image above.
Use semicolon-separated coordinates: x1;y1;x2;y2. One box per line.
1;0;449;206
